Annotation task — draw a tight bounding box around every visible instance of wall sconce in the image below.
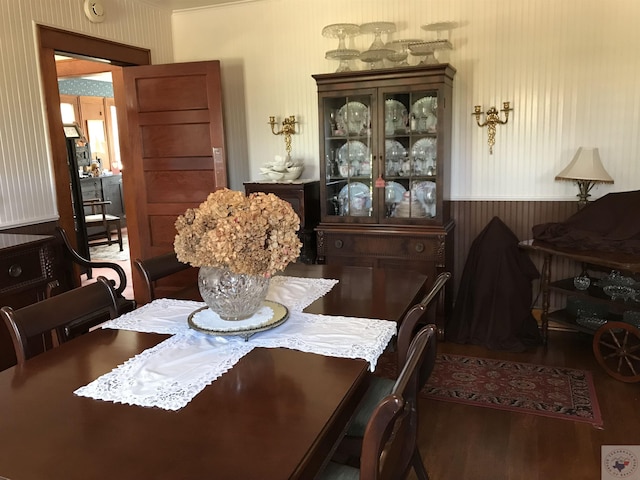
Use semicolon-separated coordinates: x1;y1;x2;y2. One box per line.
268;115;297;158
472;102;513;154
555;147;614;208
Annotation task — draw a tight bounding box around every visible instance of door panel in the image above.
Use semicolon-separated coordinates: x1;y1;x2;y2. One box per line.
141;123;213;156
135;76;209;111
119;60;227;304
145;171;216;203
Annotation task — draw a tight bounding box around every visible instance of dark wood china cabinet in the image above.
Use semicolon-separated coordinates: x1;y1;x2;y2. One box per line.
312;64;455;333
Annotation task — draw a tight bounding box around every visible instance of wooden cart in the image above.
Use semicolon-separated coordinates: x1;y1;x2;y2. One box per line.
520;240;640;383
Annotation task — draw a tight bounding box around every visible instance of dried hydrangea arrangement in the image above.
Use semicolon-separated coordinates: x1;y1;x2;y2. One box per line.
174;189;301;277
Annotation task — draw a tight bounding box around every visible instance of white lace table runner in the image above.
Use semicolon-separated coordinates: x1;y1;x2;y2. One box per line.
100;276;339;335
75;311;396;411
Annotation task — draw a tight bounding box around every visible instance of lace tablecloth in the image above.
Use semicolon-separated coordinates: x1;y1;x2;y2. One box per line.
75;276;396;411
100;276;339;335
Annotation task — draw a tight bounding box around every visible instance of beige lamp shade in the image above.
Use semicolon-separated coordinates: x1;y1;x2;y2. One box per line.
555;147;614;183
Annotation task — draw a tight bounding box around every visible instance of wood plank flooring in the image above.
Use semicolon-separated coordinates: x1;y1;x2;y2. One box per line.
417;331;640;480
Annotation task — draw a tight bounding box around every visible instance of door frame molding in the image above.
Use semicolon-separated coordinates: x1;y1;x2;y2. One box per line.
37;25;150;253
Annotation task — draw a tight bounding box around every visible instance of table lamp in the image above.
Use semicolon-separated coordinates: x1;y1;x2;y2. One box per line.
555;147;614;207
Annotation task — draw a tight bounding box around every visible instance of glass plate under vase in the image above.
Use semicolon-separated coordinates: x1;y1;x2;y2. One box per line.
198;266;270;320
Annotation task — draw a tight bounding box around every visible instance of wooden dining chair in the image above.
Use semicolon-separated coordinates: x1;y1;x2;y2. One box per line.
319;325;437;480
344;272;450;438
1;276;119;365
53;227;135;315
133;252;193;303
83;198;123;251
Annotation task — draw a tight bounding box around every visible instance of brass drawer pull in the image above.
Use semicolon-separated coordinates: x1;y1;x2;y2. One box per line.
8;264;23;278
415;243;425;253
334;239;344;249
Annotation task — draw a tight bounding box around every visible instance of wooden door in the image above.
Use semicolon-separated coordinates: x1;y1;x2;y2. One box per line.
115;61;227;303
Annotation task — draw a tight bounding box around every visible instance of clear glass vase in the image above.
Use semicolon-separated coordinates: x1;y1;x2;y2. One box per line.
198;266;270;320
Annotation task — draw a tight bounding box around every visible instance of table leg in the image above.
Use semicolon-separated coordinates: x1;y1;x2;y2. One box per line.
540;253;551;346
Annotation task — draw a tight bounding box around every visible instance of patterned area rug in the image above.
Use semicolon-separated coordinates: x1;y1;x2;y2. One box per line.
89;235;129;262
375;353;602;426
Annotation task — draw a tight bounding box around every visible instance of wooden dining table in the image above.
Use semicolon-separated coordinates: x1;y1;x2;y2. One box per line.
0;264;427;480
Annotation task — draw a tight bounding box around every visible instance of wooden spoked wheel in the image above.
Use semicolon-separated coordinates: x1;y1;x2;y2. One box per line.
593;322;640;383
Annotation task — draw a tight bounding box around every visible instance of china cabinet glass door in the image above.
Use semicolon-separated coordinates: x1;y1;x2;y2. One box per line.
381;89;439;221
321;92;376;221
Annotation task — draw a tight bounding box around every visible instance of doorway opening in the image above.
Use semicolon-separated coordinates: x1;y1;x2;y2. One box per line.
37;25;150;293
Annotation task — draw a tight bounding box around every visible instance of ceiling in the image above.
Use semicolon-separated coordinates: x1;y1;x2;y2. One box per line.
139;0;252;10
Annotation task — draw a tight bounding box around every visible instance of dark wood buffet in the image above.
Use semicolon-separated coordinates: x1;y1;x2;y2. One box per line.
0;233;57;370
244;180;320;264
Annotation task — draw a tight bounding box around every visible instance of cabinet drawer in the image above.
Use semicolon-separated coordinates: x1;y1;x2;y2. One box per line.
0;247;48;293
321;231;444;262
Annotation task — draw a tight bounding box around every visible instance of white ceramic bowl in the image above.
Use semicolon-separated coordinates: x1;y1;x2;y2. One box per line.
282;165;303;180
264;171;285;181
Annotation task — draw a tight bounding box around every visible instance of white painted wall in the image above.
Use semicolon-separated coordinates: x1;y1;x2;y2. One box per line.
172;0;640;200
0;0;173;228
2;0;639;229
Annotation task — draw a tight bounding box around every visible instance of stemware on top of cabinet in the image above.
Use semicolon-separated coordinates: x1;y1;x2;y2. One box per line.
322;23;361;72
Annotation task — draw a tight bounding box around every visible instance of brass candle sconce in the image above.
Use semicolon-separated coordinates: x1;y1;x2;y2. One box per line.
268;115;297;158
472;102;513;154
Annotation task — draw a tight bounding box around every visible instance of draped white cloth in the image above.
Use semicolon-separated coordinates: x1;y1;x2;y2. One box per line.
75;276;396;411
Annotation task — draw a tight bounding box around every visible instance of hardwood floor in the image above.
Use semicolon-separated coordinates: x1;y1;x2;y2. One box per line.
418;331;640;480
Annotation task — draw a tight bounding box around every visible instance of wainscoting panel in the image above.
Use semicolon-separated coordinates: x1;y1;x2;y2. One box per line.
450;200;581;310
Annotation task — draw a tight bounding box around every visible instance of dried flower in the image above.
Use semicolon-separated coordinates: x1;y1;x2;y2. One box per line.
174;189;301;276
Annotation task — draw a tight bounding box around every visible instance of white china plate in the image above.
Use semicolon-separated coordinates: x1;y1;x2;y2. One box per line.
411;138;437;165
384;99;408;133
385;181;407;203
338;101;369;135
411;97;437;133
338;182;371;216
385;139;407;161
412;181;436;217
338;140;369;165
188;301;289;341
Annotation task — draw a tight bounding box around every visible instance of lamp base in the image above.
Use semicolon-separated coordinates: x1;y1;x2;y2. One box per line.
575;180;595;209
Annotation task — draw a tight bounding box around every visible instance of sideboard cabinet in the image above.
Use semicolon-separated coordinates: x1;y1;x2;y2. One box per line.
0;234;57;370
244;180;320;264
312;65;456;329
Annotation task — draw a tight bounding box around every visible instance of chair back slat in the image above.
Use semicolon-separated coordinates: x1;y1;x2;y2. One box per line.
1;277;119;365
134;253;191;301
359;326;436;480
396;271;450;370
359;394;407;480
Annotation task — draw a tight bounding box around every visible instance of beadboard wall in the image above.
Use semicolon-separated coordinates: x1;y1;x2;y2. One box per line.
0;0;173;229
2;0;639;272
172;0;640;197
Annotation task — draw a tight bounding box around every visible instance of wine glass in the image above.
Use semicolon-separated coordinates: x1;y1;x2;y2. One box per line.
385;183;397;217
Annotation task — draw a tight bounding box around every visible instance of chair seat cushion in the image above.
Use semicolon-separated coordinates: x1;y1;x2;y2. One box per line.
317;461;359;480
85;214;120;222
346;375;394;437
